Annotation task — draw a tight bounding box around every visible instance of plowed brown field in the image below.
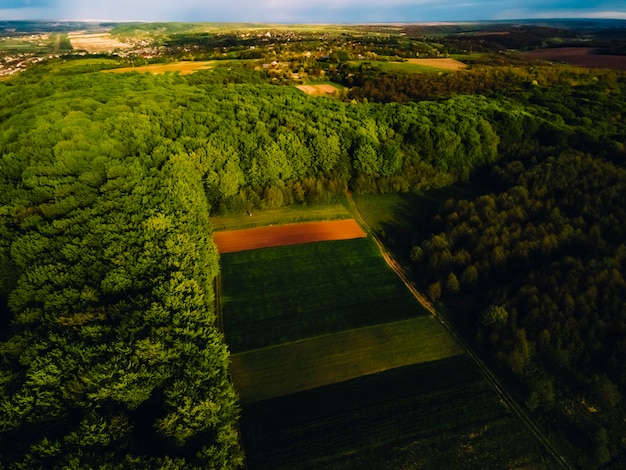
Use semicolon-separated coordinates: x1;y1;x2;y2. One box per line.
525;47;626;71
214;219;366;253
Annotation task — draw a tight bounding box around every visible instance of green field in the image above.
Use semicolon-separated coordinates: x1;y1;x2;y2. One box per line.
219;209;554;468
210;202;350;231
349;58;465;73
0;39;49;53
231;316;462;402
221;237;430;352
348;60;432;73
325;414;556;470
353;181;490;250
240;356;512;470
51;58;122;72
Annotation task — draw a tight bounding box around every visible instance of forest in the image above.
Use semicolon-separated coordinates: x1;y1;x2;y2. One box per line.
0;19;626;468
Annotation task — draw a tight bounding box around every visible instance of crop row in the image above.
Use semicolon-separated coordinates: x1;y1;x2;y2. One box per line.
240;355;508;469
230;316;463;403
221;238;429;352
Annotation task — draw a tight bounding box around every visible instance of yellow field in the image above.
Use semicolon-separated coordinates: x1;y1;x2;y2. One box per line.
406;58;467;70
296;83;341;96
102;61;215;75
230;316;463;403
68;32;132;53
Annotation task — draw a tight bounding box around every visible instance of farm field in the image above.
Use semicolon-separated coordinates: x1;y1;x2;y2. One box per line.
407;58;467;70
210;202;351;231
296;83;342;95
50;58;121;72
103;60;215;75
213;219;365;253
231;316;462;403
324;414;555;470
525;47;626;71
68;32;132;52
221;237;430;352
240;356;520;470
219;204;552;468
351;57;467;73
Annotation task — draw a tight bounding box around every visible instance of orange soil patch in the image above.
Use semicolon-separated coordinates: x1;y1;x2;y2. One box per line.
214;219;366;253
103;61;214;75
406;58;467;70
296;84;339;95
525;48;626;71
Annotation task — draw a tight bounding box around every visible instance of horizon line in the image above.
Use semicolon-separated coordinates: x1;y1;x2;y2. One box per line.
2;17;626;25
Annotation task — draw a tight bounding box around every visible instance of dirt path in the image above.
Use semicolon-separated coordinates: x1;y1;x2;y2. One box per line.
346;192;573;470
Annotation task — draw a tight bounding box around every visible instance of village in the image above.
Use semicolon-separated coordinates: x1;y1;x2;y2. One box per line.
0;27;156;78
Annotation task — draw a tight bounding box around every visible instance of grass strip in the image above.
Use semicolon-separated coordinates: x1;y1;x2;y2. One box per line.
211;202;350;231
231;316;463;403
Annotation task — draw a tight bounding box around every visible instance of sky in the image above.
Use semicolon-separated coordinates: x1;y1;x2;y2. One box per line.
2;0;626;23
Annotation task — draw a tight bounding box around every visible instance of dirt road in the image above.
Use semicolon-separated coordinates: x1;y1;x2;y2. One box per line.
346;192;573;470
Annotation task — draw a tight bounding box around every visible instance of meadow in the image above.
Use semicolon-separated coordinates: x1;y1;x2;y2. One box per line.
352;181;490;252
221;237;430;352
349;57;467;73
210;202;350;231
230;316;462;402
240;356;512;469
103;60;216;75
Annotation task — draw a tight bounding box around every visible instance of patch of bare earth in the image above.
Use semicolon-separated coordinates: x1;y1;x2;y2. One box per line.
296;84;339;95
214;219;366;253
525;47;626;71
406;58;467;70
68;32;132;53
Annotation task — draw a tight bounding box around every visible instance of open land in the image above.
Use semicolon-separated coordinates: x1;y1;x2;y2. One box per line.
525;47;626;71
351;57;467;73
68;32;132;52
240;356;514;470
322;414;555;470
210;203;350;231
103;60;215;75
214;219;365;253
296;83;341;95
221;237;430;352
406;58;467;70
231;316;463;403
